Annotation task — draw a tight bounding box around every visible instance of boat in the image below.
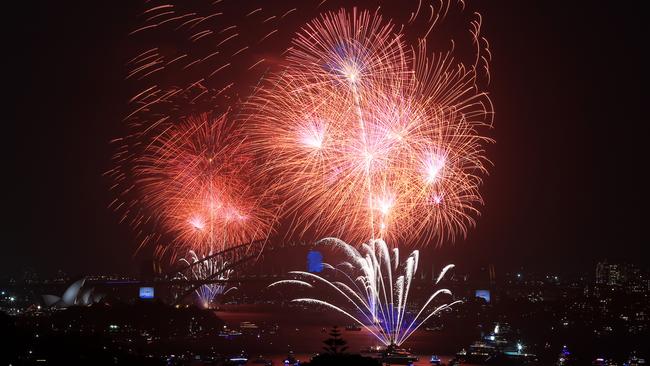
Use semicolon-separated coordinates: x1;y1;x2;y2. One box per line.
592;357;617;366
283;351;300;366
229;351;249;365
425;325;443;331
557;345;574;366
251;355;273;365
345;324;361;331
241;321;259;330
360;345;385;358
218;328;242;337
459;341;497;364
452;323;539;365
380;346;418;365
624;351;646;366
362;345;418;365
430;354;443;365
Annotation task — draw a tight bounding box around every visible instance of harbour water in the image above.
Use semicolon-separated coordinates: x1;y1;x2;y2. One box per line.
211;304;472;365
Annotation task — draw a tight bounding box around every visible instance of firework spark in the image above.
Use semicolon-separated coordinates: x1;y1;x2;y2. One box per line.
179;249;237;308
245;7;493;246
108;0;301;260
110;1;492;259
269;237;460;346
115;112;276;259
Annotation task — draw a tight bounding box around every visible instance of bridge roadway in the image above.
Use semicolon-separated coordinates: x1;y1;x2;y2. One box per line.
85;274;288;287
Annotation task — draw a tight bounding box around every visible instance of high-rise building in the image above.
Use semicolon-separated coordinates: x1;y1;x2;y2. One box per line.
595;262;607;285
595;262;647;292
607;264;623;286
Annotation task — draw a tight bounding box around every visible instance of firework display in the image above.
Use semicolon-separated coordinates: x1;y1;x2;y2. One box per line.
129;113;274;259
112;0;493;334
179;250;237;308
269;238;460;346
107;1;302;260
246;6;492;245
112;0;492;255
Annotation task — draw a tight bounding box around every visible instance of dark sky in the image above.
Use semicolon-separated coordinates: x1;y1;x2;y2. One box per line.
6;1;646;277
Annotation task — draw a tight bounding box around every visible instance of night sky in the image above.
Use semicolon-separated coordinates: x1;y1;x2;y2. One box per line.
6;1;646;277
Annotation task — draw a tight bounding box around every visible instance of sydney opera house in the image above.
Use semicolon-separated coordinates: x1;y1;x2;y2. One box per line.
42;278;105;308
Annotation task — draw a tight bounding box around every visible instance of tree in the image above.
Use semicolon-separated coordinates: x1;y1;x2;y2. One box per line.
322;325;348;354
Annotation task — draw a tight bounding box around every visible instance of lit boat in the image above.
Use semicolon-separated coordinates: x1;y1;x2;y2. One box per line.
218;328;242;337
380;346;418;365
363;345;418;365
592;357;618;366
430;354;443;365
241;321;259;330
345;324;361;331
463;341;497;363
624;352;646;366
557;345;574;366
229;352;249;365
360;345;385;358
283;351;300;366
251;355;273;365
425;325;443;331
